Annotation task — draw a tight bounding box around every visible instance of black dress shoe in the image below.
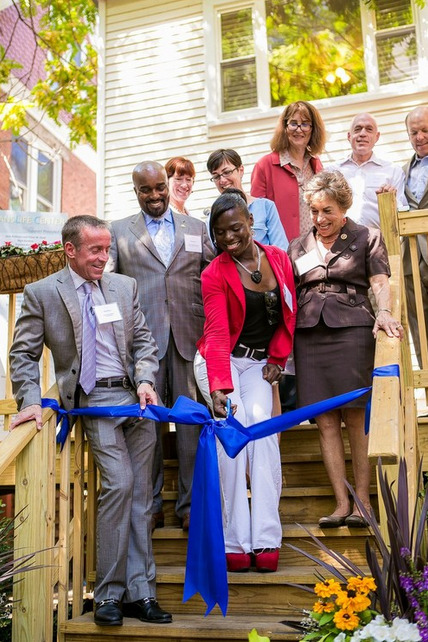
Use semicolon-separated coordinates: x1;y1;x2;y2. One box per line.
94;599;123;626
151;510;165;531
318;513;351;528
123;598;172;623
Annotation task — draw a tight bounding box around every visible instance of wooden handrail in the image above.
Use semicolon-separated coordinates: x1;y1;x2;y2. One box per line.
0;383;92;642
368;254;402;464
375;191;422;518
0;385;58;475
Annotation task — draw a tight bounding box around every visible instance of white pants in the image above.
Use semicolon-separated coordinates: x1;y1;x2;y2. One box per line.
194;351;282;553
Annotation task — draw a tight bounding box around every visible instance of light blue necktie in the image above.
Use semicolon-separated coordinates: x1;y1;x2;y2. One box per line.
153;219;172;266
79;281;97;394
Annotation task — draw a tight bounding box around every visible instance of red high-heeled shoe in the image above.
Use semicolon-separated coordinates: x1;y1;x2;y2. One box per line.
254;548;279;572
226;552;251;572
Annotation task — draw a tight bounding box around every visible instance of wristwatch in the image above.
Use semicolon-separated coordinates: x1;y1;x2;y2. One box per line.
137;380;155;390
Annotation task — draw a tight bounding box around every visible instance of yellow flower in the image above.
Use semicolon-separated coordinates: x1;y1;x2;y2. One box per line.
314;578;342;598
312;600;335;614
347;576;376;594
336;590;371;612
333;607;360;631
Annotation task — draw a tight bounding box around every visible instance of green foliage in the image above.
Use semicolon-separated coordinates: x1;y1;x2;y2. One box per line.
266;0;367;106
0;0;97;148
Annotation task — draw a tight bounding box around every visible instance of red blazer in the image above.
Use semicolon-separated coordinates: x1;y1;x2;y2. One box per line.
251;151;323;241
197;243;297;394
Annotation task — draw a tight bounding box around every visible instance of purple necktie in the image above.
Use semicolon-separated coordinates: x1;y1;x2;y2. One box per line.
79;281;96;394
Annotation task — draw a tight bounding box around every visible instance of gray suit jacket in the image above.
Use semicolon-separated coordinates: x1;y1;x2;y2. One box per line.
402;156;428;279
9;267;158;411
108;211;214;361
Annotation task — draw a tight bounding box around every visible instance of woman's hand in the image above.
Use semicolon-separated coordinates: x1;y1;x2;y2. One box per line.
262;362;282;386
373;310;404;339
211;390;237;418
369;273;404;340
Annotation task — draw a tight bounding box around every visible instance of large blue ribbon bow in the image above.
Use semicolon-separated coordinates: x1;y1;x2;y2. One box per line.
42;364;399;617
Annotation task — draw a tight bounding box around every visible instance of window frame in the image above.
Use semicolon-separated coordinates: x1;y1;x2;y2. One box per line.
204;0;428;126
9;136;62;213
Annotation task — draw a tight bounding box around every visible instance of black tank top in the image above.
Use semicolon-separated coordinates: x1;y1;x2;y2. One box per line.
237;284;280;349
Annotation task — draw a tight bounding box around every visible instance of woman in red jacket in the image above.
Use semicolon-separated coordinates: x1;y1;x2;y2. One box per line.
194;192;296;573
251;100;326;241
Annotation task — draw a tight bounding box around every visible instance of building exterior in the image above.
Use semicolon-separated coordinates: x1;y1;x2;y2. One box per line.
0;1;96;218
97;0;428;221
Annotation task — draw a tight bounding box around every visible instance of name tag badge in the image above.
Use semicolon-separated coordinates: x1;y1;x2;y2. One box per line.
184;234;202;253
283;284;293;312
93;302;122;324
295;249;322;276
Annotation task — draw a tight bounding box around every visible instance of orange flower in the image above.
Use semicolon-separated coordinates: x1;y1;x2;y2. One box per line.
336;589;370;612
333;607;360;631
314;578;342;598
312;600;335;614
347;576;376;595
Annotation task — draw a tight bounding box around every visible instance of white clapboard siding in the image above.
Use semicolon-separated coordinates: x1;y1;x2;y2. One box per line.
100;0;428;221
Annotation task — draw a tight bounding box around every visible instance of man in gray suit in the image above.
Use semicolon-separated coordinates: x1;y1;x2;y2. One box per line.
403;105;428;365
108;161;214;531
9;215;172;627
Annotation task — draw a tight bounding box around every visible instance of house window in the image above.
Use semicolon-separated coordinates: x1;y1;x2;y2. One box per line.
9;138;58;212
373;0;417;85
220;8;257;111
211;0;424;116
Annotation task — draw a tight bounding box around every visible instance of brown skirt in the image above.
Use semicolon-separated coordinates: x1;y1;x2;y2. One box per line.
294;323;375;409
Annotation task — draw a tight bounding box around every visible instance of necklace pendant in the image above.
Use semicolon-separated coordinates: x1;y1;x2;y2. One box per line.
251;270;262;284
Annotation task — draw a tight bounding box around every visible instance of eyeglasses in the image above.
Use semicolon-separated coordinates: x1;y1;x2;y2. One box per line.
264;291;279;326
286;121;312;132
210;168;238;183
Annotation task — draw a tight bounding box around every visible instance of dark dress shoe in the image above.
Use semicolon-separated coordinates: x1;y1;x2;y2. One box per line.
318;513;351;528
181;513;190;531
94;599;123;626
151;510;165;531
122;598;172;623
345;514;369;528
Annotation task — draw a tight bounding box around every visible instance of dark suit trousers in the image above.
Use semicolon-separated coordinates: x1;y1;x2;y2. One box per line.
79;386;157;602
153;333;200;518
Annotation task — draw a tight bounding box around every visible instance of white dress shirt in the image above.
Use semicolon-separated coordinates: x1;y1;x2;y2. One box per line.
69;267;126;380
327;153;407;228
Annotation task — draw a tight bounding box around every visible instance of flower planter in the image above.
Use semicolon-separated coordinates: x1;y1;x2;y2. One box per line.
0;249;66;294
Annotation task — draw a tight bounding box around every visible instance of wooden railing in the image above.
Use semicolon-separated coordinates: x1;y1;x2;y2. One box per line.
0;388;97;642
370;192;426;520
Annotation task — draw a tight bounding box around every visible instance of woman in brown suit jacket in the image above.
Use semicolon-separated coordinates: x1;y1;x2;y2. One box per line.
288;171;403;528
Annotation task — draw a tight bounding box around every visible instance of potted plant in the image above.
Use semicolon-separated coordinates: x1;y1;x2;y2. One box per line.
0;240;65;294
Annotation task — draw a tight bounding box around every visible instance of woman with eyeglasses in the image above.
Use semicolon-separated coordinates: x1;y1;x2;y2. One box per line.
207;149;288;250
165;156;195;216
194;191;296;573
288;170;403;528
251;101;326;241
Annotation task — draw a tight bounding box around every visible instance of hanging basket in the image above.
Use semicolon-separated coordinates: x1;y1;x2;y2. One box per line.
0;250;66;294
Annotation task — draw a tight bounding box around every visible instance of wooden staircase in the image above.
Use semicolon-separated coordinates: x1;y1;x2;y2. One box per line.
60;422;376;642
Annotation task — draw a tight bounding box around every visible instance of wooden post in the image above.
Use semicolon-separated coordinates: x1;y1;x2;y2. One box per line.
12;414;56;642
57;434;71;634
86;447;97;591
71;421;85;619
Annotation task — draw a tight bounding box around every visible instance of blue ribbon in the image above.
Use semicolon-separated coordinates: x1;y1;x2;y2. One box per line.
42;364;399;617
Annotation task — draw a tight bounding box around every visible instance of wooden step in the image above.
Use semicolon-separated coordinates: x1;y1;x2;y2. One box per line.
159;484;379;526
154;565;360;615
60;613;301;641
153;524;372;567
